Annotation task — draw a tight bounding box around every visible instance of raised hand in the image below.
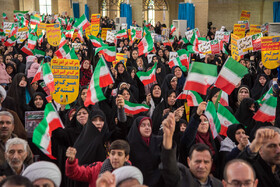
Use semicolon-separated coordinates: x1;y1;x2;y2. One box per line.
162;113;176;150
66;147;77;162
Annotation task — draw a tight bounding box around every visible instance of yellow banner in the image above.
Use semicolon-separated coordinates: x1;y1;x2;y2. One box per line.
113;53;128;67
101;28;111;40
46;23;61;46
240;10;250;21
249;25;261;35
85;24;91;39
231;34;240;61
261;36;280;69
51;59;80;105
234;24;246;38
37;23;46;36
91;14;100;36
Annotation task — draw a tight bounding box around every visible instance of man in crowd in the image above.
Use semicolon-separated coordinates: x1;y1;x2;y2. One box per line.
65;139;131;187
161;113;223;187
222;159;258;187
238;127;280;187
0;175;33;187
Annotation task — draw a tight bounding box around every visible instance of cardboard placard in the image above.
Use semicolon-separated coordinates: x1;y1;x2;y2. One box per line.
198;41;211;54
252;33;262;52
237;35;253;55
234;24;246;38
261;36;280;69
25;111;44;138
231;34;241;61
240;10;251;21
46;23;61;46
106;31;115;43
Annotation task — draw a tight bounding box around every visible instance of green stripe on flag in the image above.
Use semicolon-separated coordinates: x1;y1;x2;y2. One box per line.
190;61;217;77
224;57;248;78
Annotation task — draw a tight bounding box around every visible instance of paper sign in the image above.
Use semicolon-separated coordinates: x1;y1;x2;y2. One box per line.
16;27;28;43
130;26;142;39
169;52;178;60
85;24;91;39
113;53;128;67
252;33;262;52
249;25;261;35
185;28;200;41
215;31;230;43
261;36;280;69
51;59;80;104
240;10;251;21
261;23;269;34
46;23;61;46
210;40;220;54
101;28;111;40
72;43;81;52
234;24;246;38
106;31;115;43
91;14;100;36
237;35;253;55
238;20;249;30
3;22;14;35
198;41;211;54
147;54;156;64
25;111;44;138
231;34;241;61
121;23;127;30
37;23;46;36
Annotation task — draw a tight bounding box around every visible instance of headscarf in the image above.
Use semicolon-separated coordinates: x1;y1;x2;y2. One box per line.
226;124;246;145
28;92;47;111
150;84;162;107
80;60;92;86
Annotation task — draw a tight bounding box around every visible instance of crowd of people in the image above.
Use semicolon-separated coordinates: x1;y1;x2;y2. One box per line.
0;12;279;187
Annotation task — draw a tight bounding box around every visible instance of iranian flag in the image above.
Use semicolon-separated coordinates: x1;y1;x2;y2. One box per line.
21;44;33;56
95;46;116;62
33;48;45;57
55;43;70;59
28;34;38;50
205;101;220;138
31;60;44;83
84;57;114;106
220;40;228;55
183;62;217;95
4;35;17;46
136;62;157;86
257;87;273;105
177;49;190;69
65;29;74;38
215;57;248;95
43;63;55;92
163;36;174;46
20;17;29;28
38;33;44;45
115;29;128;38
130;29;136;43
2;13;8;20
14;10;28;22
187;44;199;54
65;48;78;60
168;57;187;72
30;15;41;25
32;103;64;159
217;104;239;136
124;100;150;115
89;35;105;48
73;14;90;31
176;90;203;107
178;38;189;45
253;94;277;122
59;33;67;48
9;24;18;37
170;24;176;35
138;31;154;56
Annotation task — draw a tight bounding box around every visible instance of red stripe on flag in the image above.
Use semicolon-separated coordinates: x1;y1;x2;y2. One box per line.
184;81;210;95
215;76;236;95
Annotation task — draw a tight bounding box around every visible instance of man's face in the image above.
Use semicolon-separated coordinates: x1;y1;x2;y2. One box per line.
33;179;55;187
259;133;280;166
109;149;129;169
222;162;258;187
5;144;27;171
187;150;212;183
0;116;14;141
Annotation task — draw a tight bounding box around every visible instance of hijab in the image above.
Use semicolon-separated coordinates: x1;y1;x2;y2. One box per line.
80;60;92;86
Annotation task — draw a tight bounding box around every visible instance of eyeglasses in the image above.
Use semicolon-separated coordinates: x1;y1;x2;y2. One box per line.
226;180;255;187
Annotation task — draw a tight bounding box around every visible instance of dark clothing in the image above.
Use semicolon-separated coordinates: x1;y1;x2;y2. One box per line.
161;145;223;187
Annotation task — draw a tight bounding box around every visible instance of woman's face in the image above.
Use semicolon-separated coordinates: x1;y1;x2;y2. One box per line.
6;66;13;75
197;115;209;134
19;77;27;87
0;56;3;63
235;128;245;144
31;82;39;91
34;95;44;108
132;50;138;60
139;119;152;138
167;92;176;106
83;60;90;70
152;85;161;98
158;50;163;57
131;69;135;79
136;58;143;68
76;108;89;125
152;57;158;63
170;77;177;90
180;123;187;132
5;56;11;63
81;88;88;102
238;88;250;101
164;50;169;58
17;54;23;62
259;76;266;86
122;90;130;101
211;91;220;104
117;64;125;74
264;68;271;76
92;116;104;132
174;67;182;78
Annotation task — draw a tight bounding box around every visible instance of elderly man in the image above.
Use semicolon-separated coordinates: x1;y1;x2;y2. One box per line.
0;138;28;179
0;111;32;166
222;159;258;187
161;113;223;187
238;127;280;187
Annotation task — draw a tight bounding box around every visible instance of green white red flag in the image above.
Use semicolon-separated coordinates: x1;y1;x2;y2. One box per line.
170;24;176;35
177;49;190;69
124;100;150;115
4;35;17;46
95;46;116;62
65;48;78;60
115;29;128;38
55;43;70;58
2;13;8;20
253;94;277;122
73;14;90;31
30;15;41;25
84;57;114;106
168;57;187;72
31;60;44;83
43;63;55;92
215;57;248;95
89;35;106;48
217;104;239;136
33;48;45;57
28;33;38;49
136;62;157;86
21;44;33;56
8;23;18;37
59;33;67;48
183;62;217;95
20;17;29;28
32;103;64;159
205;101;220;138
138;31;154;56
176;90;203;107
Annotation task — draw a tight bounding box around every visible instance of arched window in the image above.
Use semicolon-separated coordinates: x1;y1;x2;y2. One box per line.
39;0;52;15
147;0;155;26
143;0;168;26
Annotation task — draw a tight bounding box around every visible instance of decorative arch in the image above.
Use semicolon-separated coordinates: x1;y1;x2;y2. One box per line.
143;0;168;11
100;0;126;17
